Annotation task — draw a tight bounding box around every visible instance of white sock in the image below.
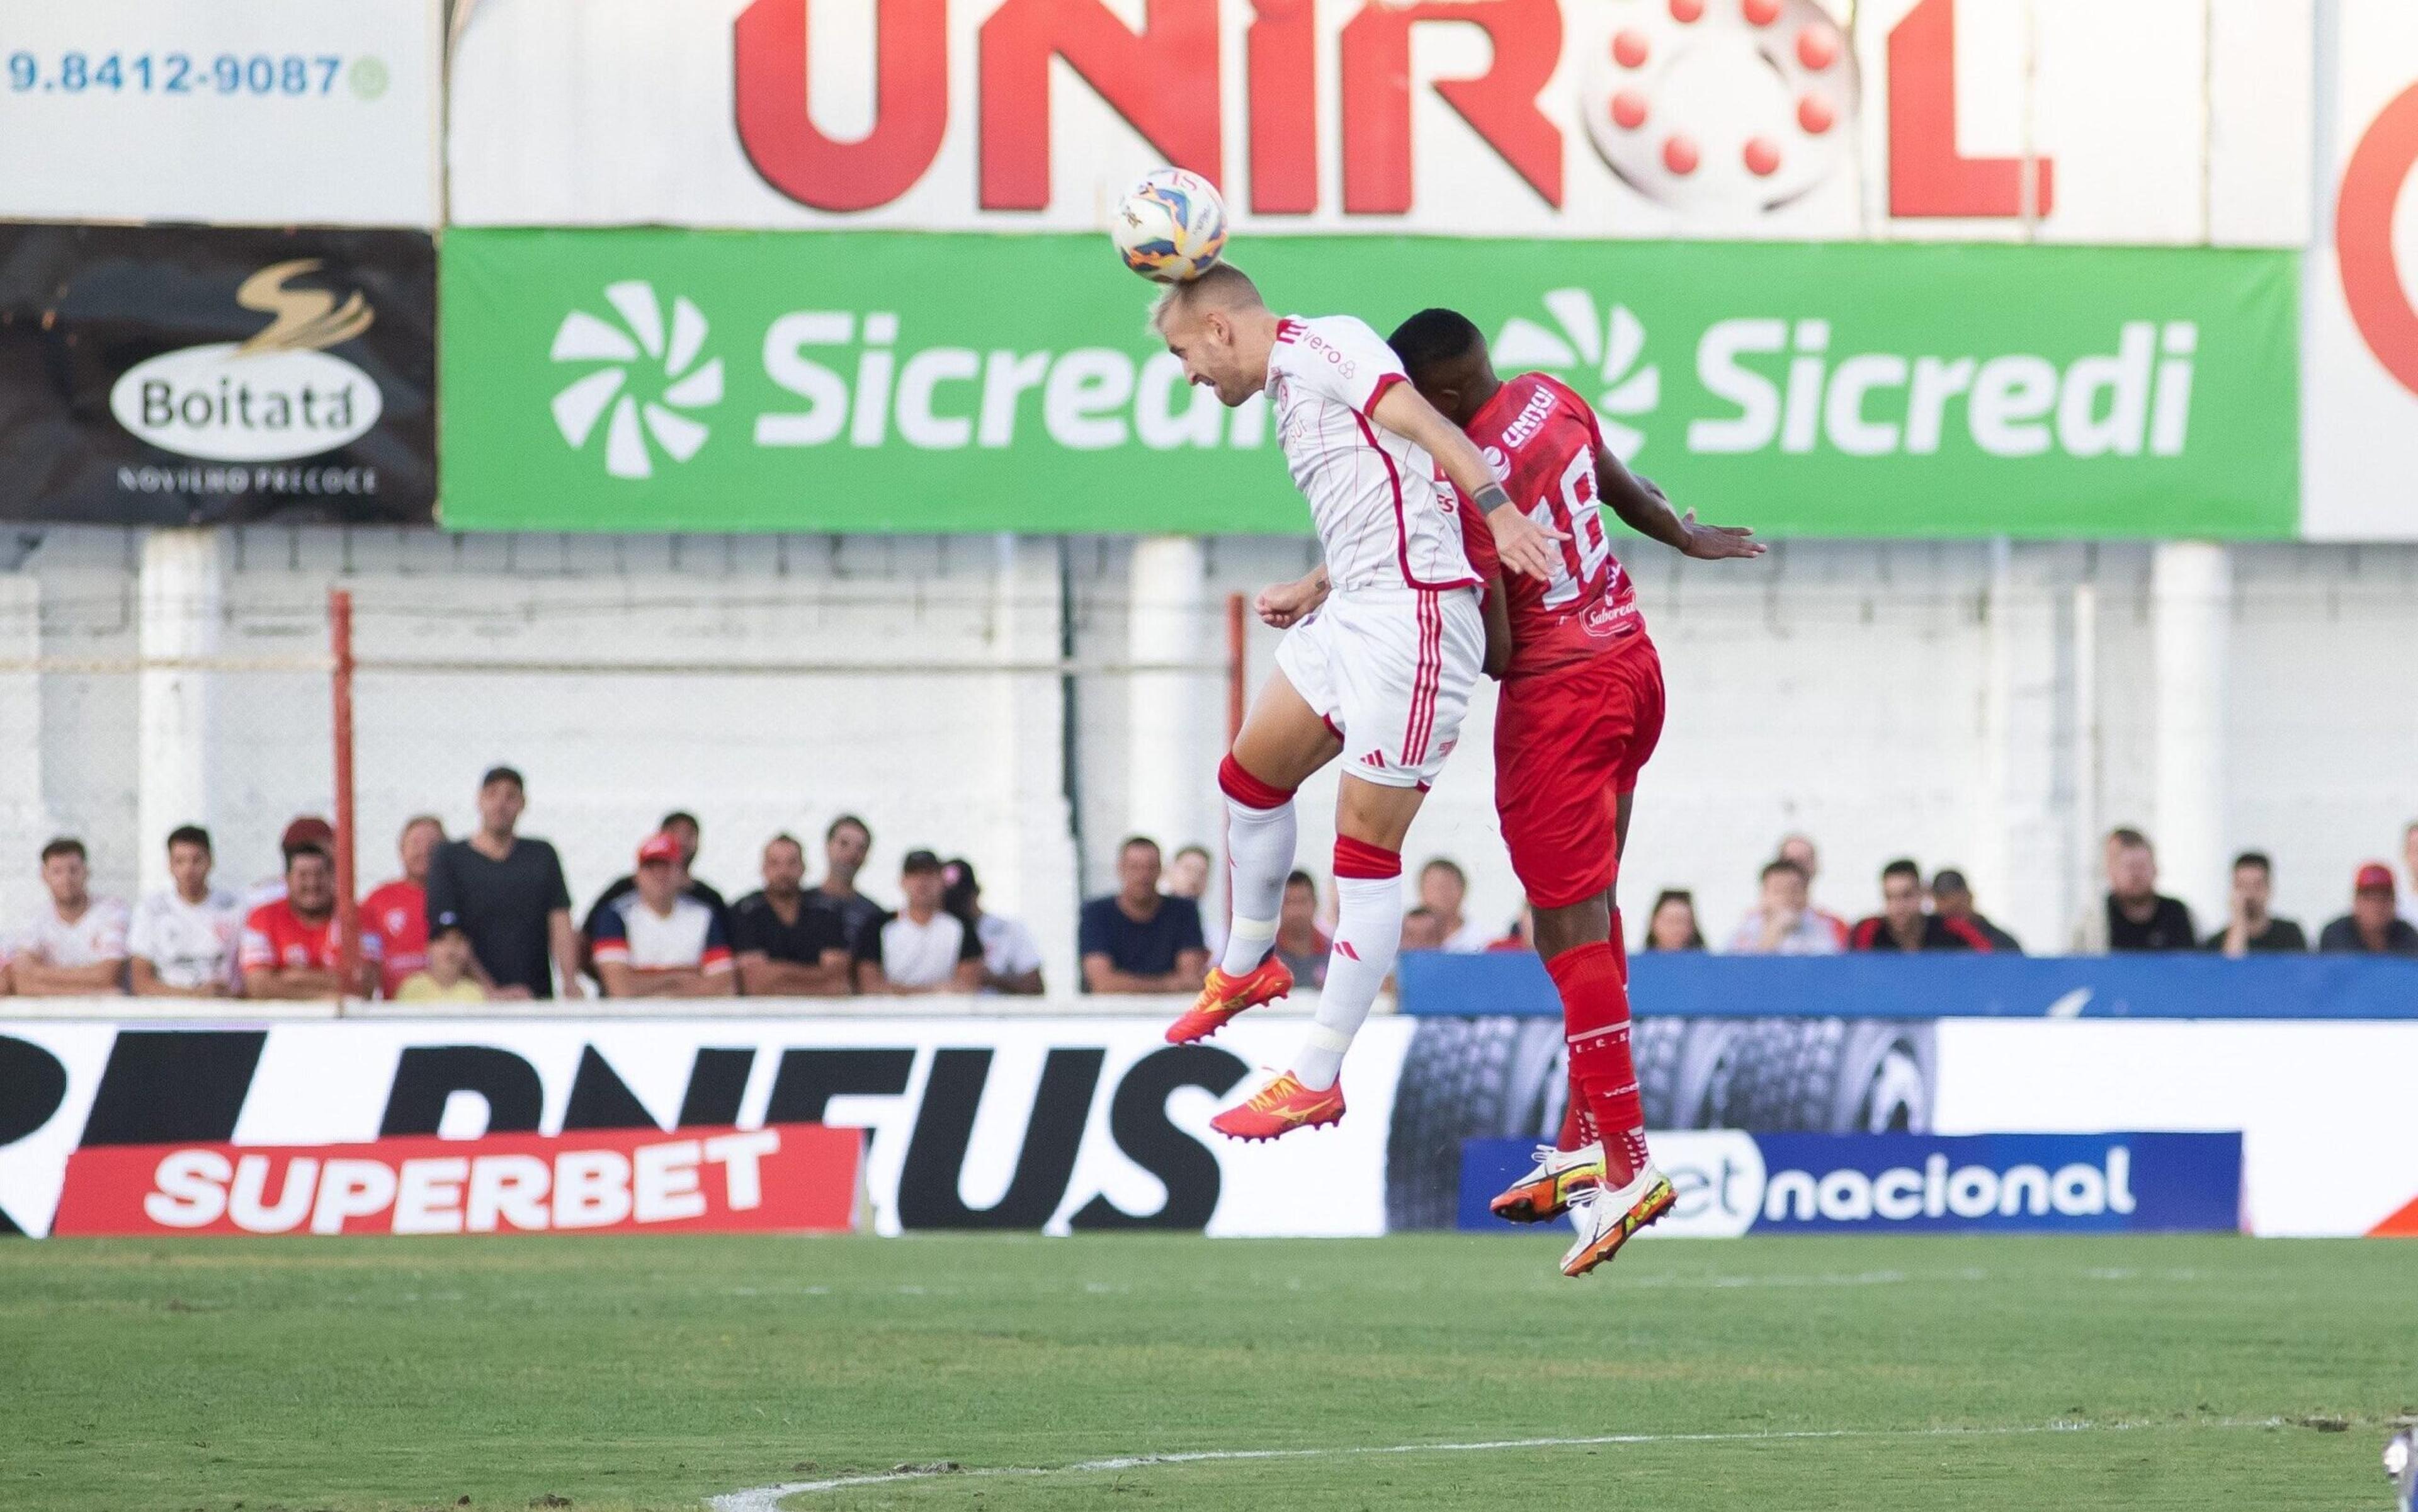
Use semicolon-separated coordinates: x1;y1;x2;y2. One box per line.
1291;870;1401;1090
1218;793;1295;977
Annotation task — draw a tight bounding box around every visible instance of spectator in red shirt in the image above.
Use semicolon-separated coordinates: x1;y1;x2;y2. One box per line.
241;844;378;999
1850;859;1990;952
361;815;443;999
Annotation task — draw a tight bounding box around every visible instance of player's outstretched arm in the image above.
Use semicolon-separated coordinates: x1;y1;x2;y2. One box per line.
1594;442;1766;561
1370;384;1565;581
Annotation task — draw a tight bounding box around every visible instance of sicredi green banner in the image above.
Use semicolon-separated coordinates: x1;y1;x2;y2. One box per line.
440;230;2299;537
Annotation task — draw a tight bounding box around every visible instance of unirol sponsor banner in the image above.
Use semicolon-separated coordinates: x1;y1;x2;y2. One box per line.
0;225;435;526
50;1124;856;1237
2302;0;2418;541
0;0;439;226
1931;1019;2418;1239
1458;1131;2242;1236
0;1018;1413;1240
440;229;2296;537
446;0;2308;248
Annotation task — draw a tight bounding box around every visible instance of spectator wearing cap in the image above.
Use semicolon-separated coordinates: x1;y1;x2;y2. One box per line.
244;815;337;913
241;843;378;999
1776;833;1854;948
1079;837;1208;994
1275;870;1331;988
423;766;584;999
1851;859;1990;952
1417;858;1492;953
1727;859;1843;955
395;923;489;1004
2074;827;2197;953
729;833;854;997
807;814;882;948
1928;869;2021;953
590;833;736;997
2319;863;2418;957
128;826;244;998
2205;852;2307;956
360;815;444;999
582;810;732;950
943;858;1044;996
1642;890;1706;952
857;850;983;994
6;838;130;996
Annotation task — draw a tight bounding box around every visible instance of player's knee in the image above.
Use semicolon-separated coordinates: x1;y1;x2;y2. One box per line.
1217;753;1295;810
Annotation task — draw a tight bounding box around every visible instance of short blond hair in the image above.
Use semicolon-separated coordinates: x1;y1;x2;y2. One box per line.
1149;261;1264;334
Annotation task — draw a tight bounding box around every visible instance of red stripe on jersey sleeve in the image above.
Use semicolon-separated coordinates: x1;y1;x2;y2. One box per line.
1359;370;1404;418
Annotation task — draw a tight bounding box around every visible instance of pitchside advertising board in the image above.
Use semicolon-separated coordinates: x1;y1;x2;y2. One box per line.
0;0;440;226
0;225;436;526
440;230;2298;538
3;1014;2409;1240
445;0;2310;247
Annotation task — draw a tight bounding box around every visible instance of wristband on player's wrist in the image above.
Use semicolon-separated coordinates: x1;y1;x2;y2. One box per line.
1474;482;1514;514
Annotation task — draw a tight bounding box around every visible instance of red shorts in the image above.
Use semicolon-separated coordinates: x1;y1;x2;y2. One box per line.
1494;639;1666;911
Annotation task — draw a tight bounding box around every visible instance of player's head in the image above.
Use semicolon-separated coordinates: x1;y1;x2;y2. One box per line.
1387;307;1496;426
1150;264;1273;407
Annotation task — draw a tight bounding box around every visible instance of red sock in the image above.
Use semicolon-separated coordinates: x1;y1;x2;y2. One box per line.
1548;940;1648;1187
1554;1095;1593;1152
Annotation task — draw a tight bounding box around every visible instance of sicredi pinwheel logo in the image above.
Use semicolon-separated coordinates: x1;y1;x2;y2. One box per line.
1492;290;1660;458
549;282;724;479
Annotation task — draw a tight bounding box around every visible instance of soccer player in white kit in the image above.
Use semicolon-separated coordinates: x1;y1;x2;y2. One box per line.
1150;264;1561;1141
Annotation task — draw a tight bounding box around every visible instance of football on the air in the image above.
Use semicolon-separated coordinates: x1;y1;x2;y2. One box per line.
1111;168;1228;283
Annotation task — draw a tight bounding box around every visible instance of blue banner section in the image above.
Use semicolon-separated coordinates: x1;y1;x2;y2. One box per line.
1399;952;2418;1020
1456;1132;2244;1236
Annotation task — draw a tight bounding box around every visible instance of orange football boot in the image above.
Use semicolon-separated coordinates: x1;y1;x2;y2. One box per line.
1165;955;1294;1045
1209;1071;1345;1142
1560;1164;1676;1278
1490;1141;1606;1224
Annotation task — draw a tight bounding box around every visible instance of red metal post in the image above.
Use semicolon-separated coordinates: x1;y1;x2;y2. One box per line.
329;588;361;997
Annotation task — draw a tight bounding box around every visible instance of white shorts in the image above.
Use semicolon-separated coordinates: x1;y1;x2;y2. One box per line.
1274;585;1485;790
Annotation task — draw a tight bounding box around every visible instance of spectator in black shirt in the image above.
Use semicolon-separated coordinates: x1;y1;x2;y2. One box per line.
2205;851;2307;955
1079;836;1208;993
2319;863;2418;957
2079;827;2197;952
582;810;731;943
815;814;884;946
1929;869;2022;953
1850;859;1991;951
424;766;583;999
729;833;854;996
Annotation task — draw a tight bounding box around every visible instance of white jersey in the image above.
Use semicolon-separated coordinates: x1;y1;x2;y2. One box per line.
6;897;130;969
1266;314;1479;595
128;887;246;991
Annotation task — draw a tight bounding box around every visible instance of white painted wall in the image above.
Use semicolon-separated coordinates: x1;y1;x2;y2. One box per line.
1;527;2412;971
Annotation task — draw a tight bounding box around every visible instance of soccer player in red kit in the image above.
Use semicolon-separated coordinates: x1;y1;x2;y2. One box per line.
1285;307;1757;1275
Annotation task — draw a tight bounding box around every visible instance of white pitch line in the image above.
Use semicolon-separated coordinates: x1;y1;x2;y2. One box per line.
708;1417;2283;1510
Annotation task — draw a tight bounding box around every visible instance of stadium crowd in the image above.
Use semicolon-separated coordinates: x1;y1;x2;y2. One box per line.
3;765;2415;1001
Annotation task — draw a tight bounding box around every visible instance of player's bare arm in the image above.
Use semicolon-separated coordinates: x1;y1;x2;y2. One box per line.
1593;441;1764;561
1369;382;1565;581
1478;570;1513;679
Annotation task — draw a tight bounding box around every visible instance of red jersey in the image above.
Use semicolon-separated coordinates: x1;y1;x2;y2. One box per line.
1456;372;1643;678
360;878;427;998
241;899;378;977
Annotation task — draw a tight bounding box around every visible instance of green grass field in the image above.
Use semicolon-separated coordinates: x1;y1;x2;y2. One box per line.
3;1233;2409;1512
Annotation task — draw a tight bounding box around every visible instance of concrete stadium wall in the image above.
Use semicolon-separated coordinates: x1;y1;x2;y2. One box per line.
1;527;2411;974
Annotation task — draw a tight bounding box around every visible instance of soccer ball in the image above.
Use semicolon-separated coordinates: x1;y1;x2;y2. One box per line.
1111;168;1227;283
